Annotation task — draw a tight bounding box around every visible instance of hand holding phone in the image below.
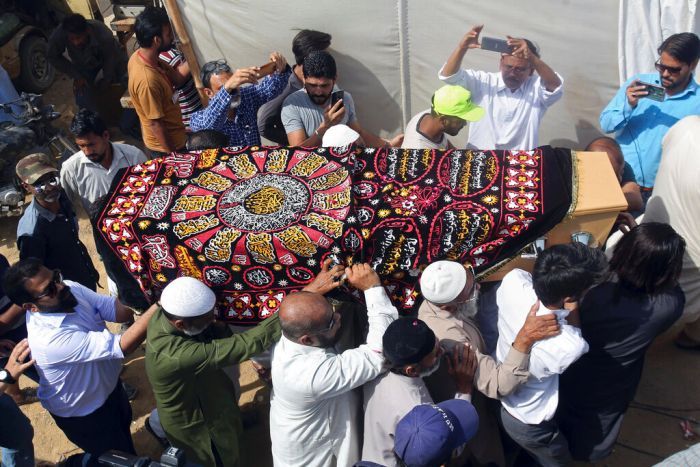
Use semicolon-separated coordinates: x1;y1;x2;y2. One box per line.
257;61;277;78
331;90;344;108
642;82;665;102
480;37;512;54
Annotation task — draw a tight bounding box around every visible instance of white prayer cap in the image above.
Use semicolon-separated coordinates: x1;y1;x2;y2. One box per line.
322;124;360;147
160;276;216;318
420;261;468;304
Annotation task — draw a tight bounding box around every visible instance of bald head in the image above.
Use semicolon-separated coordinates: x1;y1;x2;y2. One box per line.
586;137;624;180
279;291;333;341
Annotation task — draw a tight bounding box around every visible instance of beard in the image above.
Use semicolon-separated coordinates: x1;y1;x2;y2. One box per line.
418;357;442;378
40;286;79;313
86;151;106;164
310;92;331;105
456;289;480;320
182;321;212;336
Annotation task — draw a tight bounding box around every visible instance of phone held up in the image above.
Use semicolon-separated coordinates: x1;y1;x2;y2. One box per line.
331;90;344;107
480;37;512;54
258;61;277;78
640;82;665;102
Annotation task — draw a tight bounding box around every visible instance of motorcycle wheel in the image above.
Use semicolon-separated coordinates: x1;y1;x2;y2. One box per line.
18;35;56;93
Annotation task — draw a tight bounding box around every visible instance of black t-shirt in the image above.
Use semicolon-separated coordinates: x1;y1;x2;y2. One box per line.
560;281;684;412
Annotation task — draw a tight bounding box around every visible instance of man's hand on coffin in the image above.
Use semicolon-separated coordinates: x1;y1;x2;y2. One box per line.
302;258;346;295
344;263;381;292
224;67;260;93
512;300;560;353
387;133;405;147
447;343;477;395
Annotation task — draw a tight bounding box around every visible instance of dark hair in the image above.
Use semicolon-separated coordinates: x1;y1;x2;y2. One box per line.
585;136;621;153
292;29;332;65
3;258;43;305
200;59;232;89
303;51;337;80
70;109;108;137
532;243;608;306
658;32;700;65
62;14;88;35
610;223;685;293
186;130;229;151
135;6;170;49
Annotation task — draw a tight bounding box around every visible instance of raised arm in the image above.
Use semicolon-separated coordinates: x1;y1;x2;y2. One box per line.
442;25;484;77
508;37;561;92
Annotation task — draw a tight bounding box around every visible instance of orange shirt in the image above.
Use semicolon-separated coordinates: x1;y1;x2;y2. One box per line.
127;52;186;152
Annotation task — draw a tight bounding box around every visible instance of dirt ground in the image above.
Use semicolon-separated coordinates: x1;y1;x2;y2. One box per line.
2;72;699;466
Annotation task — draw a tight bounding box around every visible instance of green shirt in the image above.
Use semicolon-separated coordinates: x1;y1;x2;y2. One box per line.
145;309;281;466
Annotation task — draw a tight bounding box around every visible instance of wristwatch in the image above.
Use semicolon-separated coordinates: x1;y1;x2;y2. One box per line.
0;369;16;384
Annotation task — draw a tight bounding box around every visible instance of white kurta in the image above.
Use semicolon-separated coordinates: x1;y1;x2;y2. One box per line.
269;287;398;467
643;115;700;321
496;269;588;425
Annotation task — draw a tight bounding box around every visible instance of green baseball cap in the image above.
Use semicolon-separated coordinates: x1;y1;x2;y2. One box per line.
16;153;58;185
432;85;485;122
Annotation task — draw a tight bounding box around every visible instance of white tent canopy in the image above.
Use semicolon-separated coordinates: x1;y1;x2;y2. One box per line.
172;0;696;149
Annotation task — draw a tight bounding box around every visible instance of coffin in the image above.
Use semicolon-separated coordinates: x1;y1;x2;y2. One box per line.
96;146;623;321
482;150;627;281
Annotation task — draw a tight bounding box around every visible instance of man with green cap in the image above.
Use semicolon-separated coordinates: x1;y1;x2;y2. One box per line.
401;85;485;149
15;153;99;291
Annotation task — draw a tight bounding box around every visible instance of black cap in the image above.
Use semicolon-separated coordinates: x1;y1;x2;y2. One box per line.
383;318;436;366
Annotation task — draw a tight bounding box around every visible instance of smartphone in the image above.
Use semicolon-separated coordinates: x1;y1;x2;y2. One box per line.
480;37;512;54
641;82;665;102
258;61;276;78
331;90;344;107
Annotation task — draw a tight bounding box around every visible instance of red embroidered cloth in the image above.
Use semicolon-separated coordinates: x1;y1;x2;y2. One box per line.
97;145;574;323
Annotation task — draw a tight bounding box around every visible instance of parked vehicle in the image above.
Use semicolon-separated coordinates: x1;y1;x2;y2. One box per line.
0;10;56;93
0;92;77;216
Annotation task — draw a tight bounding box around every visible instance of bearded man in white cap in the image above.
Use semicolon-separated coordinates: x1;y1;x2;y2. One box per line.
145;276;282;467
417;260;560;466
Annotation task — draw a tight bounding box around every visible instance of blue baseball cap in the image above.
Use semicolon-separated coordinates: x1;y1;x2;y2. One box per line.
394;399;479;467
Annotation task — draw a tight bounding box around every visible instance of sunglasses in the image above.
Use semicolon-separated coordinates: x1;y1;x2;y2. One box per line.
655;60;683;75
201;59;231;76
35;269;63;300
33;175;60;194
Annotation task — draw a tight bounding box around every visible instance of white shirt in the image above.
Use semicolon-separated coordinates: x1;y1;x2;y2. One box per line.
60;142;148;217
26;281;123;417
401;110;450;150
439;67;563;150
269;287;398;467
496;269;588;424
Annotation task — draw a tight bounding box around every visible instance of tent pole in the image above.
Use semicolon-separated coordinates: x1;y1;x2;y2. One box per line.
163;0;208;104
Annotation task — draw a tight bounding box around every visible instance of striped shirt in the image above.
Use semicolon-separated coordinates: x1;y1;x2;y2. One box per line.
159;48;203;130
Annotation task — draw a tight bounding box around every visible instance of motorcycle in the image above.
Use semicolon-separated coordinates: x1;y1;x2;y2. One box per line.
0;92;77;216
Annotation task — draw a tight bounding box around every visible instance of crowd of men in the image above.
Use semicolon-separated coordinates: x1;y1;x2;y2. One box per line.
1;5;699;467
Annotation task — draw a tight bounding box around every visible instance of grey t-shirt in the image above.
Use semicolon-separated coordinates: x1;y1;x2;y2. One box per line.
401;109;450;149
281;87;357;137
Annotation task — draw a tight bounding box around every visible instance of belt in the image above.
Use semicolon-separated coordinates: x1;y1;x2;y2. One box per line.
640;186;654;192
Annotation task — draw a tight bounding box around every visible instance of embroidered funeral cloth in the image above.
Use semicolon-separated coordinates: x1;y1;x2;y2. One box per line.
97;145;574;324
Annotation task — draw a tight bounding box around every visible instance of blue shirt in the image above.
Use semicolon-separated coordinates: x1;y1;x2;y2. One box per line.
26;281;123;417
189;70;290;147
600;73;700;187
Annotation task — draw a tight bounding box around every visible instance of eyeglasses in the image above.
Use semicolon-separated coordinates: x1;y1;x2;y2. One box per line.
201;59;231;82
34;269;63;300
33;176;60;194
319;309;337;333
501;64;530;74
655;60;683;75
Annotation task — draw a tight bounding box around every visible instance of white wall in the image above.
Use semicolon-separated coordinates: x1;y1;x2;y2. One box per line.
174;0;620;149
